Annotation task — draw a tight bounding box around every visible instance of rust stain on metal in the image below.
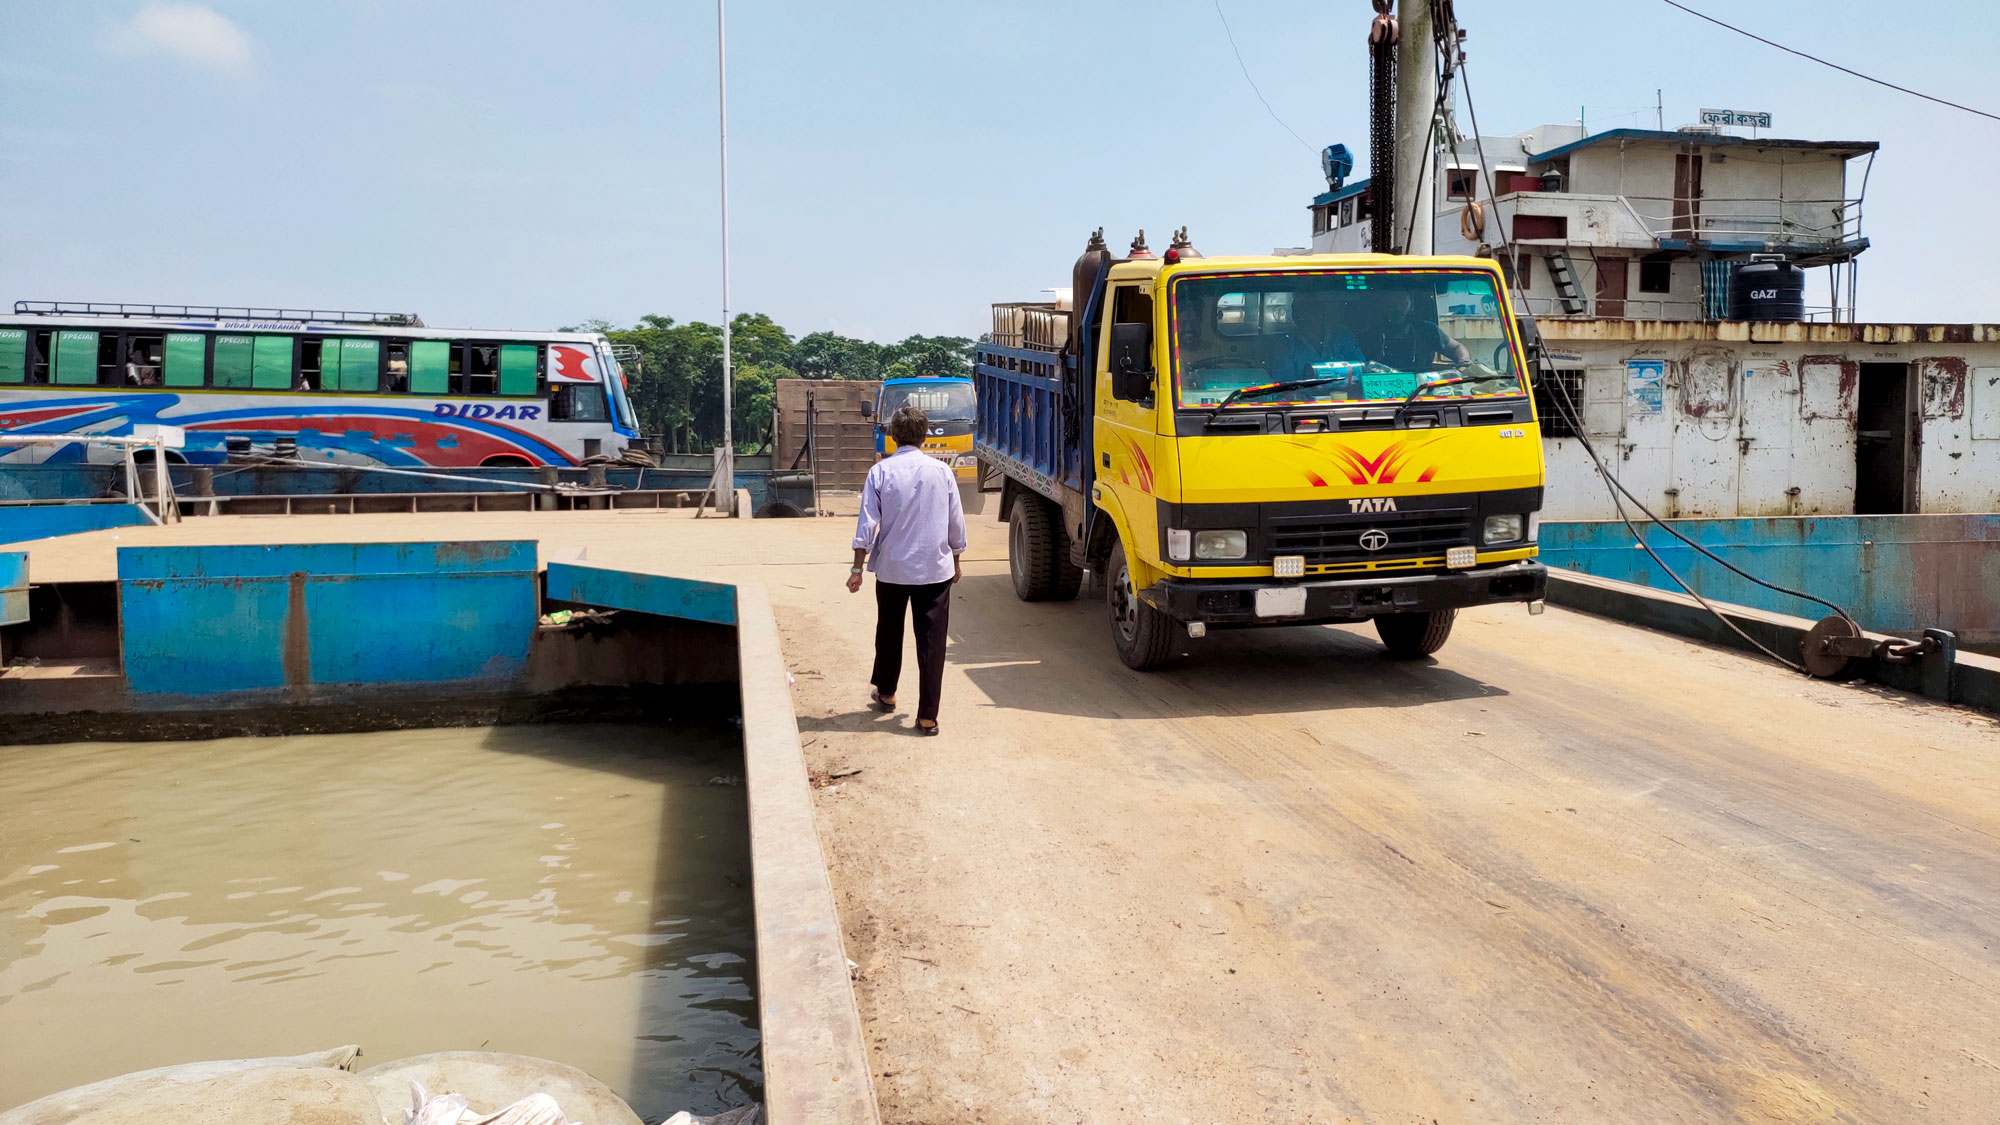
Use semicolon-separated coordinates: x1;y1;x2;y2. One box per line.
1799;356;1859;422
1917;357;1968;419
1541;320;2000;345
282;570;310;690
433;541;514;565
1680;348;1736;419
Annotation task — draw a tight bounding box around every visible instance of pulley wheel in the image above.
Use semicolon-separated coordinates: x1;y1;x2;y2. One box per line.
1801;615;1861;679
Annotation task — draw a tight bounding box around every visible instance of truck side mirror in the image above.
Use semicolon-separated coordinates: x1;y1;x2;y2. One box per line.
1109;322;1154;402
1514;314;1547;388
859;400;874;420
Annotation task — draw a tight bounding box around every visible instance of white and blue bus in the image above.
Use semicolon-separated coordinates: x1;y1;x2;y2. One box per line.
0;303;640;467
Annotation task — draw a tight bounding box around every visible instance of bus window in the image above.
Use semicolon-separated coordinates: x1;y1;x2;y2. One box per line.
30;331;52;383
125;335;164;386
54;330;98;385
499;344;538;396
384;342;410;393
163;333;205;387
0;328;26;384
214;335;254;388
253;336;291;390
549;383;608;422
320;338;380;393
409;340;450;394
460;343;499;394
300;339;328;390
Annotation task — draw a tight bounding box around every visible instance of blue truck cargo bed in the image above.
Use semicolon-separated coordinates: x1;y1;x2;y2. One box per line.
972;342;1084;506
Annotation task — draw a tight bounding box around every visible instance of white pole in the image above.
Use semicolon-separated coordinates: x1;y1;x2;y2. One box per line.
716;0;735;513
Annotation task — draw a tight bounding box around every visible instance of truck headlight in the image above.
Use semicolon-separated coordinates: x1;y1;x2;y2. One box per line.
952;454;978;468
1482;514;1525;545
1194;529;1248;560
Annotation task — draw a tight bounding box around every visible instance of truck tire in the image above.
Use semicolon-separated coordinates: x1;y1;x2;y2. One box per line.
1375;609;1456;659
1107;540;1178;670
1009;497;1060;601
1008;494;1084;602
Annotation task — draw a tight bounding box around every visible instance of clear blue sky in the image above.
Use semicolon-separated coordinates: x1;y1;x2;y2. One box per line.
3;1;1995;341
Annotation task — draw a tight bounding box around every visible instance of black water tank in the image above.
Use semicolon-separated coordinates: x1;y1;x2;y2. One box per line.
1728;260;1807;322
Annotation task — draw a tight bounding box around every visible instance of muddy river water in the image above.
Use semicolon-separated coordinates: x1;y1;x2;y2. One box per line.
0;723;758;1119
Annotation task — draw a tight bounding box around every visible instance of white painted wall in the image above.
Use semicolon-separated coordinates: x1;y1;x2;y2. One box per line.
1539;330;2000;519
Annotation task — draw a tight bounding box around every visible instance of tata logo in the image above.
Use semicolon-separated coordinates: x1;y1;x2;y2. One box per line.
1348;497;1398;513
1358;529;1391;552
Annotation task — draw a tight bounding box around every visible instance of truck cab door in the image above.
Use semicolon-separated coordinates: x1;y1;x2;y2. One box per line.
1095;282;1164;568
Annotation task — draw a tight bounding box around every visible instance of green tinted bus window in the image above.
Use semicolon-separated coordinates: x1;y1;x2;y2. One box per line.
253;336;292;389
338;339;379;392
214;335;254;387
0;329;25;384
164;334;206;387
499;344;539;396
55;331;100;384
316;339;341;389
409;340;450;394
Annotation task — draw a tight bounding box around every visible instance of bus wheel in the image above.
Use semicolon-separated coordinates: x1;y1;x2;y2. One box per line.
1106;540;1178;671
1375;609;1456;659
481;456;532;468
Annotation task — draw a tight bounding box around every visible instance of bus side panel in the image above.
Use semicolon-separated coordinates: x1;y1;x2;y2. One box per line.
0;389;597;468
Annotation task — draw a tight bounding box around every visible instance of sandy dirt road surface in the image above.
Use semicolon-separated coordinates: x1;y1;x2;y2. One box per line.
21;508;2000;1122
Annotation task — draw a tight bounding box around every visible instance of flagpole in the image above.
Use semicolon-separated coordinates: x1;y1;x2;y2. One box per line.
716;0;734;512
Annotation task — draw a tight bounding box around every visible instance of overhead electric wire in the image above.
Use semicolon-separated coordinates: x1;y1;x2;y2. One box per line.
1213;0;1317;153
1660;0;2000;123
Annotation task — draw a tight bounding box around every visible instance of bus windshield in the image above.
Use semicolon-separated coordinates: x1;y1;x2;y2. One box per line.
1170;269;1525;409
881;380;974;422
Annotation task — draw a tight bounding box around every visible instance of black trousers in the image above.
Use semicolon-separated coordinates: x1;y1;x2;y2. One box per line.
871;579;952;723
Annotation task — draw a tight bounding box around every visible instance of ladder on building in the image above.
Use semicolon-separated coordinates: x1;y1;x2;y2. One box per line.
1546;252;1587;315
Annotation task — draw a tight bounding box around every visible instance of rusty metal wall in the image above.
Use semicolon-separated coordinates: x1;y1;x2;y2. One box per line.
774;379;879;491
1538;321;2000;520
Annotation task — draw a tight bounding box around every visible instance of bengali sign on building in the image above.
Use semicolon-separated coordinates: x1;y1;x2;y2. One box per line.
1699;108;1772;129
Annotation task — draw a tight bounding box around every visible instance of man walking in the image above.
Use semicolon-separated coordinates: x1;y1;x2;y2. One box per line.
847;405;966;735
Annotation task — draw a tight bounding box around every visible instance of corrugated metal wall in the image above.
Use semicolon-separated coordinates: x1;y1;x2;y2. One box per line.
774;379;879;491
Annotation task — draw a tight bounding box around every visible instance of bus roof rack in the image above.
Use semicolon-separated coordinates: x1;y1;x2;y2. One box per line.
12;301;425;327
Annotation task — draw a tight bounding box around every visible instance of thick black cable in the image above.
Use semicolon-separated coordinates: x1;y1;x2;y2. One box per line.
1660;0;2000;123
1543;374;1807;672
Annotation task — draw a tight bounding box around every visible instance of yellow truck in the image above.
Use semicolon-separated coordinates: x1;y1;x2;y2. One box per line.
974;233;1547;669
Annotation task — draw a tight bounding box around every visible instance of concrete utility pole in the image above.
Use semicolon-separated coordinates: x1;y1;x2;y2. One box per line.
715;0;734;512
1394;0;1437;255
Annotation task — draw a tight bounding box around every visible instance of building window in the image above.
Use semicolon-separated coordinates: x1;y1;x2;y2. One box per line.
1446;168;1477;200
1638;256;1673;294
1534;369;1585;439
1340;197;1356;225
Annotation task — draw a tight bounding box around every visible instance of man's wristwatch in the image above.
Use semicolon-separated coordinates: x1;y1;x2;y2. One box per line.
850;566;863;575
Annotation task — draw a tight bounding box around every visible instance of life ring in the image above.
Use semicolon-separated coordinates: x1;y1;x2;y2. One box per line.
1460;200;1486;241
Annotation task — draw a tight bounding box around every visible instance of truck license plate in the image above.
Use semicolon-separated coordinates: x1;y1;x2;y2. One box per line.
1254;587;1307;618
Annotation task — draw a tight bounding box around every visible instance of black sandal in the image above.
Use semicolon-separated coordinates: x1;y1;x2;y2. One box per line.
917;721;939;736
870;688;896;712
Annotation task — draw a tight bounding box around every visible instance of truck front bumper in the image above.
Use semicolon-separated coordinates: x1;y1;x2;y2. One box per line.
1138;560;1546;626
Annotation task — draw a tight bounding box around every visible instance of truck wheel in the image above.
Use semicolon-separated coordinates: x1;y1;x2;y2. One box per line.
1009;497;1060;601
1107;540;1178;670
1375;610;1456;659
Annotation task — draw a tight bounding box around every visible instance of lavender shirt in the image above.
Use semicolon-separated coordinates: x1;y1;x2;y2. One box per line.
853;447;967;586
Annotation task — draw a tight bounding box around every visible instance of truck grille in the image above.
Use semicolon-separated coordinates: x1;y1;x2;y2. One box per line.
1267;506;1473;565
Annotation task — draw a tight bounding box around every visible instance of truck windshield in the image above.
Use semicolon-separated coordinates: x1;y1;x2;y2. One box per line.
1169;269;1525;410
881;380;974;422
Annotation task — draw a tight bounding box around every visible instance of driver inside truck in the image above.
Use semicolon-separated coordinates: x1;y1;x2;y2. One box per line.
1363;287;1473;373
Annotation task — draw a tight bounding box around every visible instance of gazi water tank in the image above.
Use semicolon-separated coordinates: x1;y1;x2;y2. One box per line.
1728;259;1807;322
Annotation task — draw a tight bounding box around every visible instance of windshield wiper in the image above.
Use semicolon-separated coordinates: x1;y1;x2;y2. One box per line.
1204;377;1343;425
1389;375;1476;426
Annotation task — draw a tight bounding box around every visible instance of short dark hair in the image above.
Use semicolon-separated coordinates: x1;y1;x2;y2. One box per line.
888;405;929;448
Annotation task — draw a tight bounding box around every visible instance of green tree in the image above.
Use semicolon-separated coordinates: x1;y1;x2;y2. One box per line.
881;334;976;379
793;331;882;381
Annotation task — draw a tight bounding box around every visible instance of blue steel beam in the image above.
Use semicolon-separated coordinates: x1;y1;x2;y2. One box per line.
1540;515;2000;642
544;561;737;626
